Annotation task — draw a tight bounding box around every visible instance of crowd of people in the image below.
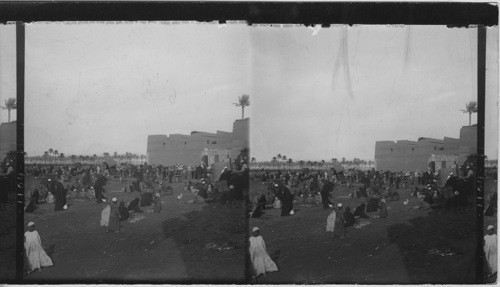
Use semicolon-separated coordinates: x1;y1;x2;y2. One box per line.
23;157;250;275
247;161;496;280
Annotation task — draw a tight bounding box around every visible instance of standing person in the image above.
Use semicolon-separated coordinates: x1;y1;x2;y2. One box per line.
334;203;346;238
153;193;162;213
280;186;294;216
53;180;67;211
249;227;278;278
320;179;334;209
326;207;337;235
107;198;120;233
24;222;53;274
484;225;497;276
379;198;388;218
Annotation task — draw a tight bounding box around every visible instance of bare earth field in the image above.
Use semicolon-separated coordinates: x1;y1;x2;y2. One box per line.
23;175;246;283
0;190;17;282
249;178;497;284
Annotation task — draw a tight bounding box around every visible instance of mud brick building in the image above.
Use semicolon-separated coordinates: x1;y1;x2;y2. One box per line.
0;122;16;161
147;118;249;166
374;125;477;172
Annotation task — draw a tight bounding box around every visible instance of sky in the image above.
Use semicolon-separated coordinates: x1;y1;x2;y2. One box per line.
0;23;497;160
249;25;499;161
18;22;251;156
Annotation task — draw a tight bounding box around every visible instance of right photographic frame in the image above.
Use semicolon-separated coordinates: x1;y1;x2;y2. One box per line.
247;24;498;284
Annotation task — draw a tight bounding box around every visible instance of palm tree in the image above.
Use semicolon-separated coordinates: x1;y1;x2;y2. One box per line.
288;158;293;170
2;98;16;123
272;157;277;170
461;101;478;126
49;148;54;158
233;94;250;119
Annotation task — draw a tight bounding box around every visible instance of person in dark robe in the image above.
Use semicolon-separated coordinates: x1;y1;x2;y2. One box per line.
334;203;346;238
344;206;355;227
379;199;388;218
258;193;267;210
485;190;497;216
31;189;40;205
354;203;370;218
25;199;36;213
153;193;162;213
52;180;67;211
251;204;263;218
128;198;143;213
0;174;8;205
320;180;334;209
107;198;120;232
140;192;153;207
366;197;379;213
280;186;294;216
118;201;129;221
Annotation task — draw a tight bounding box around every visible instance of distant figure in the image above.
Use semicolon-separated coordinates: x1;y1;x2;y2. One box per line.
249;227;278;278
140;192;153;207
344;206;355;227
326;208;337;234
379;199;388;218
484;225;497;276
334;203;346;238
280;186;294;216
153;193;162;213
100;204;111;227
118;201;129;221
354;203;369;218
107;198;120;233
24;222;53;274
251;204;263;218
46;192;55;204
128;198;143;213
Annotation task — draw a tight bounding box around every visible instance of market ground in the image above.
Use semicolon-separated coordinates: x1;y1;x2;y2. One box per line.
23;175;246;283
248;178;498;284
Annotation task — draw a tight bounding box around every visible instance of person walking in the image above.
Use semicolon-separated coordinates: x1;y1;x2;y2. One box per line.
249;227;278;279
484;225;497;277
24;222;53;274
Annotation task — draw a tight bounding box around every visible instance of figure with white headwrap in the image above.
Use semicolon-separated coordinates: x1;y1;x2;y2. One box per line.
249;227;278;278
24;222;53;273
484;225;497;276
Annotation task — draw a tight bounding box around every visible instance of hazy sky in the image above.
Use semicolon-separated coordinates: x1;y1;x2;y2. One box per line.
0;23;498;160
21;22;251;156
250;25;499;161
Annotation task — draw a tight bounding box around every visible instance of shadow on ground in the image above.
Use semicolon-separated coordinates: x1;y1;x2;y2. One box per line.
387;207;476;284
161;201;248;284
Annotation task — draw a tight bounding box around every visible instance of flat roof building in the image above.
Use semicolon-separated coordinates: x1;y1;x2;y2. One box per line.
147;118;249;166
374;125;477;172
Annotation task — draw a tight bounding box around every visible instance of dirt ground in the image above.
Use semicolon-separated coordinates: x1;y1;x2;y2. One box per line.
23;175;246;283
0;189;17;282
248;178;497;284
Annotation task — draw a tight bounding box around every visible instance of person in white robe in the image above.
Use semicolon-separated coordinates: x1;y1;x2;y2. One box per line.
249;227;278;278
326;207;337;234
484;225;497;276
24;222;53;273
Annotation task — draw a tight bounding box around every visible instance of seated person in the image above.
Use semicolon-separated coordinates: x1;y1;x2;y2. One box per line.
353;203;370;218
344;206;356;227
140;192;153;207
128;198;143;213
366;197;379;213
118;201;130;220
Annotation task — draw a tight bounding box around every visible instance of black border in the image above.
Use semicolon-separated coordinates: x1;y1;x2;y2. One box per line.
1;1;496;284
0;2;496;26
